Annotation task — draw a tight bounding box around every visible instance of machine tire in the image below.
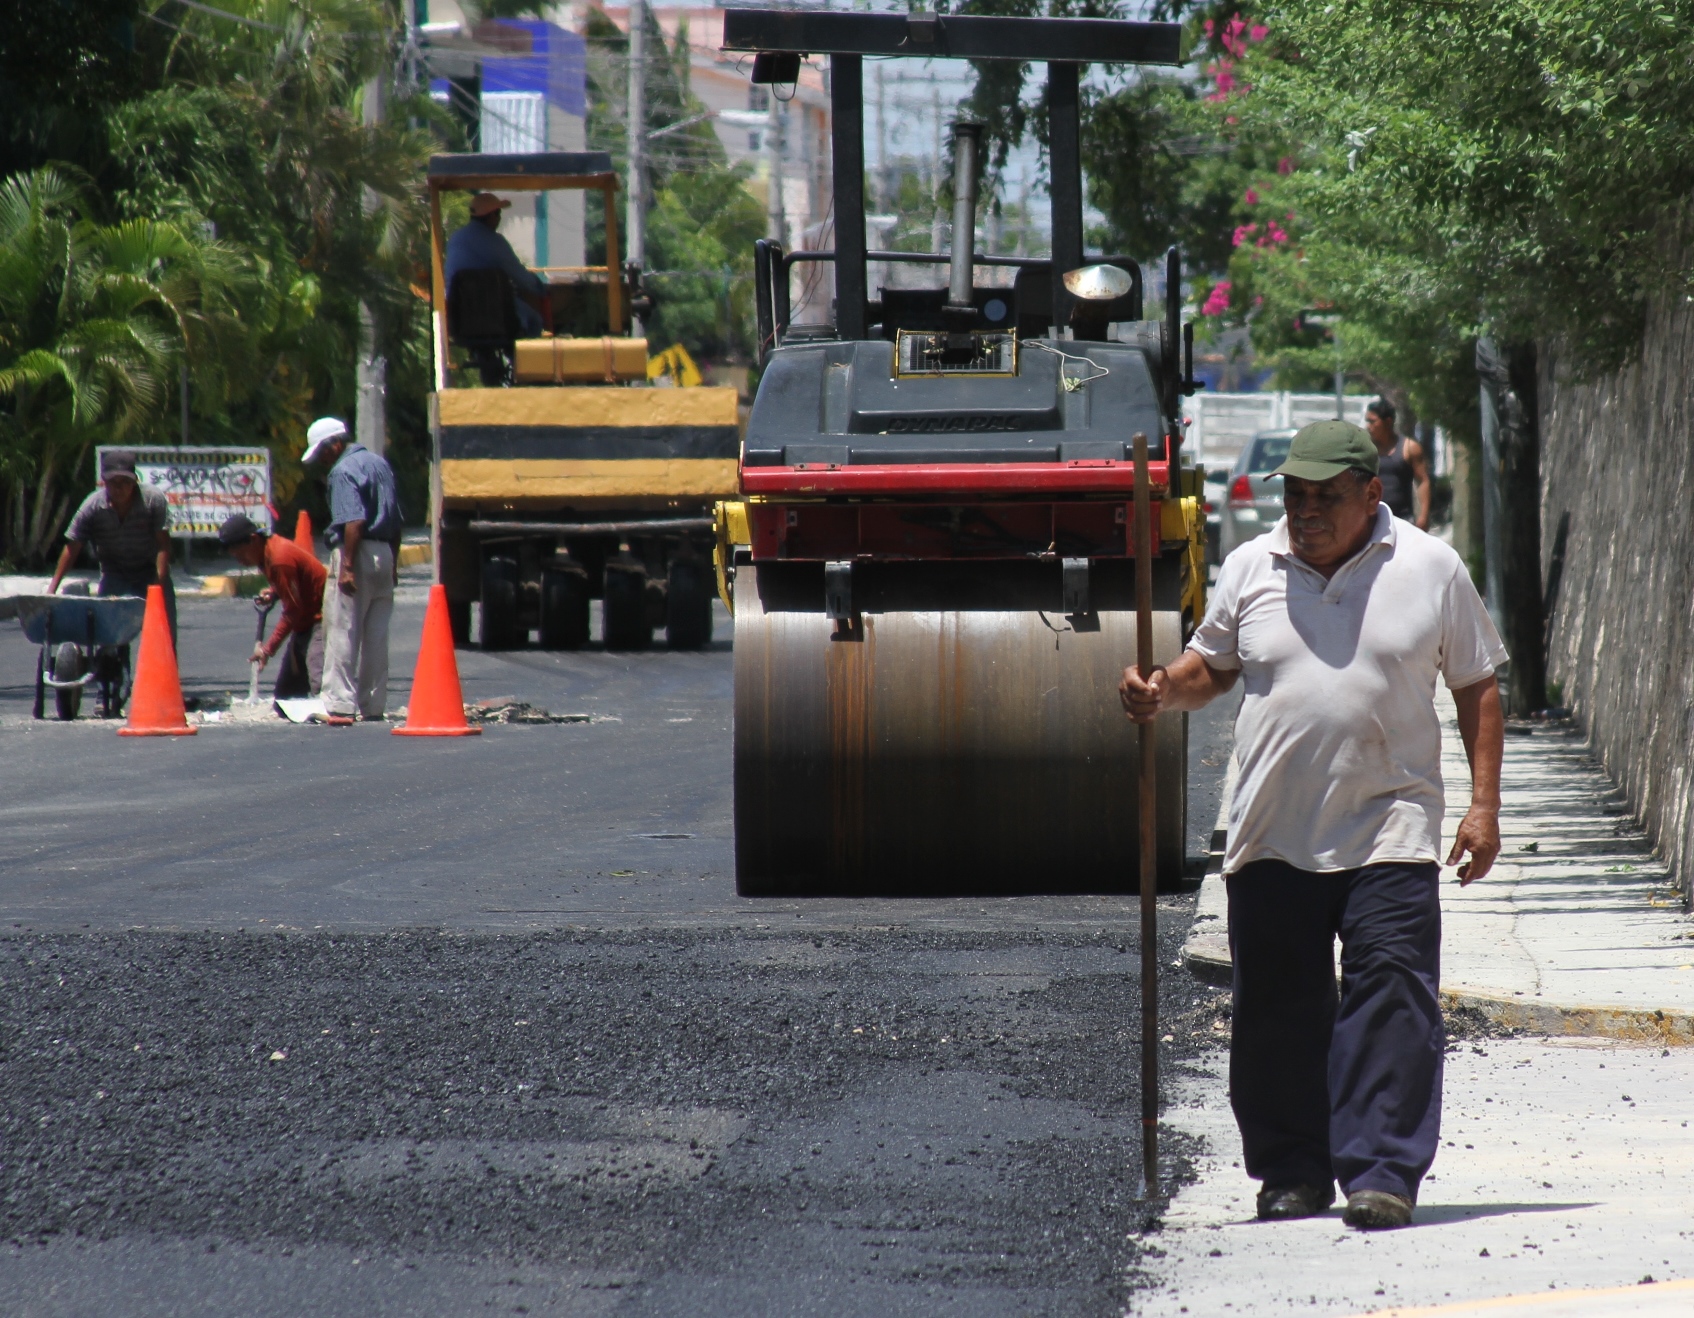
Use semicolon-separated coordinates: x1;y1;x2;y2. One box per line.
664;557;714;650
447;599;472;647
602;563;650;650
480;556;522;650
538;566;591;650
52;641;83;722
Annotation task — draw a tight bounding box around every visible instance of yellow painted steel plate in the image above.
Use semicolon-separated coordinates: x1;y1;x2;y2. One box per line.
441;458;741;501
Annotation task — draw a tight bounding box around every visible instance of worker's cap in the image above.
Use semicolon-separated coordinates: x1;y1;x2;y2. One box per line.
469;192;511;217
216;512;265;546
301;416;349;465
1271;419;1379;482
100;449;138;480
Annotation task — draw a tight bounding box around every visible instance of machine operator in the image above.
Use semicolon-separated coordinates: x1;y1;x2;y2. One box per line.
1121;420;1506;1232
444;192;548;337
48;449;177;650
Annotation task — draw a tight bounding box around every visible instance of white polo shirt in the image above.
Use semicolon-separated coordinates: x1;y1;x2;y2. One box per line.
1190;506;1508;875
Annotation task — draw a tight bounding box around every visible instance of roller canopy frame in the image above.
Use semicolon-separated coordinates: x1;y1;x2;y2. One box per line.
426;152;625;390
721;9;1182;65
723;7;1182;352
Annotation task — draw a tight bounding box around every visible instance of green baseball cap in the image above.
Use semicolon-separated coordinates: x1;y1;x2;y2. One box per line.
1271;419;1378;481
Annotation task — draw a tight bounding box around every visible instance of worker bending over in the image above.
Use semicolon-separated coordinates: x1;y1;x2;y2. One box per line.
216;513;326;700
301;416;402;725
1121;420;1506;1231
445;192;547;336
48;449;177;650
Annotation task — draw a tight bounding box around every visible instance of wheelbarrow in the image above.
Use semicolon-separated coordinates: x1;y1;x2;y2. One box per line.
15;594;148;721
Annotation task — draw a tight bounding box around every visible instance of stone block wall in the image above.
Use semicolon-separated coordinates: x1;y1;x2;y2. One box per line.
1539;292;1694;903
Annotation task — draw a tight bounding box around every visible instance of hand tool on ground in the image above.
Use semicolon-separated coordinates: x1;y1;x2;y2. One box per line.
245;595;275;704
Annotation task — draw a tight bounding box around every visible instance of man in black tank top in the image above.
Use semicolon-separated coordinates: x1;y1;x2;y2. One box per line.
1365;399;1430;529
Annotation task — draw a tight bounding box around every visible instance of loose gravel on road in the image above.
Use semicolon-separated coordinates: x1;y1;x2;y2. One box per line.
2;920;1221;1316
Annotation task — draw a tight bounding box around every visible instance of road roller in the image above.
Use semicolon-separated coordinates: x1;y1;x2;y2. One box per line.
715;9;1206;895
424;152;741;653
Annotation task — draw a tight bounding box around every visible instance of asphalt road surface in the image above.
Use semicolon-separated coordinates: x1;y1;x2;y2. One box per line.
0;579;1235;1317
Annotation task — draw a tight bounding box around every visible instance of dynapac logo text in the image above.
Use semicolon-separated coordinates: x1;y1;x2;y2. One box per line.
882;414;1023;433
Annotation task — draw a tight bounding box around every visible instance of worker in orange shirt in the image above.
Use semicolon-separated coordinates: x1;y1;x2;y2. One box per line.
216;513;327;699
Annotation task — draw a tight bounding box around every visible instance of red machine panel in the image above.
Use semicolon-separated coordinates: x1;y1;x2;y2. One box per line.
740;459;1171;499
748;499;1164;561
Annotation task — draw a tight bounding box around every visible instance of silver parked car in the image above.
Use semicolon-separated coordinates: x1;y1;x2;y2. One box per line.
1202;467;1229;567
1219;428;1296;560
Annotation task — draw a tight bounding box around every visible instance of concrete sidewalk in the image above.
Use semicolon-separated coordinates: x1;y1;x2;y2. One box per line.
1136;1038;1694;1315
1145;692;1693;1315
1183;687;1694;1040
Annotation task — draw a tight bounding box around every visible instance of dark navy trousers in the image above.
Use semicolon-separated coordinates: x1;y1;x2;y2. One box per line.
1226;858;1444;1202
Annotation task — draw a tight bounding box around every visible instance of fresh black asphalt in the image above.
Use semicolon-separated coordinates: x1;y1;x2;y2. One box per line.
0;582;1235;1316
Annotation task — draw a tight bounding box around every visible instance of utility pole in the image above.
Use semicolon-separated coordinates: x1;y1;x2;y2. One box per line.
875;65;887;212
626;0;647;335
357;72;387;458
766;93;786;246
930;86;944;256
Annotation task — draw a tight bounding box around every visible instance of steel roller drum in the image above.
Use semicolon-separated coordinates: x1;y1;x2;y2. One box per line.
734;565;1187;893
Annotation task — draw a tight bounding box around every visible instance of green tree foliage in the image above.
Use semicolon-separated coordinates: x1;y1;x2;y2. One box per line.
0;167;244;565
1236;0;1694;372
580;7;761;365
105;0;438;509
1182;0;1694;436
0;1;440;531
645;171;766;363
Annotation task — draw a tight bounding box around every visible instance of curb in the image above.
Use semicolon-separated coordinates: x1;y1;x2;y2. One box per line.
1439;986;1694;1047
1181;869;1694;1045
1182;835;1231;987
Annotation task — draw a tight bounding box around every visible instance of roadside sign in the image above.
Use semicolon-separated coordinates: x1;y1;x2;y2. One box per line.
95;446;273;539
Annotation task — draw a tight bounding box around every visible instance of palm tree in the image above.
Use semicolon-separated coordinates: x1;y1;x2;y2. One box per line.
0;167;244;567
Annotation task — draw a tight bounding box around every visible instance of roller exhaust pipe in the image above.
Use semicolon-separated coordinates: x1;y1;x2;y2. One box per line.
946;122;983;318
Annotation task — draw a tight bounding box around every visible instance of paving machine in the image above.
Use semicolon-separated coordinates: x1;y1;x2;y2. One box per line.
714;10;1206;894
427;152;742;650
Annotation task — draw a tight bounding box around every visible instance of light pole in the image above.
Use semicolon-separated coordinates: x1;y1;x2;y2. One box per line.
626;0;647;335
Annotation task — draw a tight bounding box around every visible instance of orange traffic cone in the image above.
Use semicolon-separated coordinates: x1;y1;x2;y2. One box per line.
393;584;481;737
118;585;196;737
293;509;315;556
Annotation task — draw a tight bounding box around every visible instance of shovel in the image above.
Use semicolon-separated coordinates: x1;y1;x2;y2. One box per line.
245;595;276;705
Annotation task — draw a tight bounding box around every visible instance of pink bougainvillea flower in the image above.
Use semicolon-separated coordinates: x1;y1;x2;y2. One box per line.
1202;281;1232;316
1244;187;1259;205
1222;14;1248;57
1250;23;1269;42
1232;224;1255;248
1278;156;1295;175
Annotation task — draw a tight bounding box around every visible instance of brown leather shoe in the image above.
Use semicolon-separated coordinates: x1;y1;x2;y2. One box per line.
1255;1183;1336;1220
1343;1189;1414;1229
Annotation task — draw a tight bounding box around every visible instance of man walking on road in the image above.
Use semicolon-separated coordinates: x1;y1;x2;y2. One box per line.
1121;420;1507;1231
216;513;327;700
301;416;402;725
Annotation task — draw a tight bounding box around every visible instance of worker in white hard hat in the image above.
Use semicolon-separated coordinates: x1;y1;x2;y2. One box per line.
300;416;402;725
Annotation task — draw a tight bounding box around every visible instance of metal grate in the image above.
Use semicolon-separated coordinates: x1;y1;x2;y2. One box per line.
893;330;1019;378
